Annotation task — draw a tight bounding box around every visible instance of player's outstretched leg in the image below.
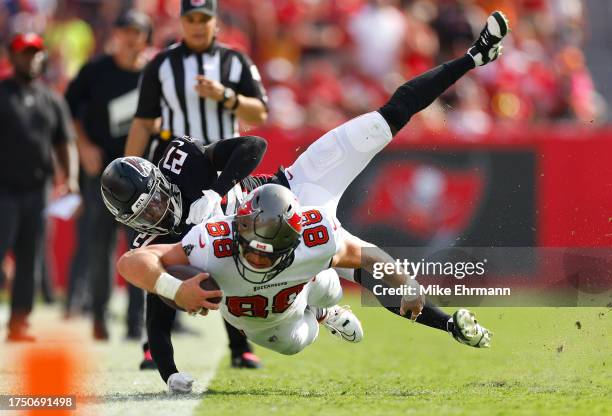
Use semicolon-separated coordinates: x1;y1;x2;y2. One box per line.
288;12;510;215
378;10;510;135
311;305;364;343
384;303;493;348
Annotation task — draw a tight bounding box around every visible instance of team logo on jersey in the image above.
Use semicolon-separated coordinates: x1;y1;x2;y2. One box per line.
183;244;194;257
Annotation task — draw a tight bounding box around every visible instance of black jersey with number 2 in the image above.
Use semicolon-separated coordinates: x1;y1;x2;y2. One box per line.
131;135;285;248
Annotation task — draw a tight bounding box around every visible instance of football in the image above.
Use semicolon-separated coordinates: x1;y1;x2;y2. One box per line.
159;264;222;311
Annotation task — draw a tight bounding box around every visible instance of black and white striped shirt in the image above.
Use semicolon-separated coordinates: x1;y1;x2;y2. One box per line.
135;41;267;146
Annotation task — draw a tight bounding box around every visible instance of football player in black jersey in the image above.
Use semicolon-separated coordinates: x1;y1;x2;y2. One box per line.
102;134;268;388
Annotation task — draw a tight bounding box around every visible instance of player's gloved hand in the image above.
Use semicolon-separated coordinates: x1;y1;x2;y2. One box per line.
186;190;223;225
175;273;223;313
399;279;425;321
167;372;194;394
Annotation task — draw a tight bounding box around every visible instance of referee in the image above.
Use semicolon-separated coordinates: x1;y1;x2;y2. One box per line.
124;0;267;370
125;0;268;158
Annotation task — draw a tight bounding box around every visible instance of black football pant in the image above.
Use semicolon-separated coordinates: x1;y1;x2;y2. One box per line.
78;174;144;332
0;186;47;332
146;291;252;382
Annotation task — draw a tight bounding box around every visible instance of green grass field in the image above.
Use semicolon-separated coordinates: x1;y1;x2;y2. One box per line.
197;298;611;416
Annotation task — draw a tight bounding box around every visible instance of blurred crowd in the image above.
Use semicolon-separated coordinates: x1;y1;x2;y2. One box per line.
0;0;607;140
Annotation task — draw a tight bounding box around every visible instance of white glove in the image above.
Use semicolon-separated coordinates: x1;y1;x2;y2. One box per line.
167;372;194;394
186;190;223;225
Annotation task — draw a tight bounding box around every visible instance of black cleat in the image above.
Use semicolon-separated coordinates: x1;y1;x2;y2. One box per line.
467;11;510;66
93;319;109;341
139;358;157;370
231;352;262;369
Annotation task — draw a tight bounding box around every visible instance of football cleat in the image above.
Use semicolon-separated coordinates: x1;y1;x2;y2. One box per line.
320;305;363;343
167;372;194;394
93;319;109;341
139;346;157;370
467;11;510;66
231;352;262;369
448;309;492;348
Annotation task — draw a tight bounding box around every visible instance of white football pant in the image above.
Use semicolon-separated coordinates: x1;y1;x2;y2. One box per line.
285;111;393;217
244;269;343;355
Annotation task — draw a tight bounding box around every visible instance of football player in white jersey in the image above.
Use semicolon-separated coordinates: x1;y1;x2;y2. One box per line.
115;10;508;391
119;183;422;354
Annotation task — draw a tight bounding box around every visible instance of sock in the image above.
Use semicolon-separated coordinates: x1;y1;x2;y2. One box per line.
384;300;450;333
377;54;475;134
415;300;451;332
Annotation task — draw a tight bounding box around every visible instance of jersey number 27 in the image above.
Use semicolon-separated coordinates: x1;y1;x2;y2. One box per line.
162;142;188;174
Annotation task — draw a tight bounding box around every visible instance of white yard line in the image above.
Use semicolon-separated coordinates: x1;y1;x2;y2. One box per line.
0;291;227;416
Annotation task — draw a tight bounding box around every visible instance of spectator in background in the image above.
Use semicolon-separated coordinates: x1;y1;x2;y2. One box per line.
347;0;406;79
64;10;152;340
44;0;95;90
0;33;78;342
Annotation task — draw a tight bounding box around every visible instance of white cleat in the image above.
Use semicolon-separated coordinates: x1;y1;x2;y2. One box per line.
467;11;510;66
448;309;493;348
167;372;194;394
320;305;363;343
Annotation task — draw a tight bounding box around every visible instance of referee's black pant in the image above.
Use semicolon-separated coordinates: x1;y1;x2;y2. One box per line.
0;186;48;332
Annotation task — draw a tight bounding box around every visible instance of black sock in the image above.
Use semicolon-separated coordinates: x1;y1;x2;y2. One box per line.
378;54;475;134
384;300;450;333
415;300;451;332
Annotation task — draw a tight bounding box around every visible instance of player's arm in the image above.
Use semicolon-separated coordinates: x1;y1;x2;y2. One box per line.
186;136;267;224
207;135;267;196
117;243;222;313
331;230;424;320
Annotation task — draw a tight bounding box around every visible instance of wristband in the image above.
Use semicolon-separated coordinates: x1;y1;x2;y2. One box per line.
154;272;183;300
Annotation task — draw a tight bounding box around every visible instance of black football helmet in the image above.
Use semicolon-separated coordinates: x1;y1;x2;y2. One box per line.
101;157;182;235
233;184;303;284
